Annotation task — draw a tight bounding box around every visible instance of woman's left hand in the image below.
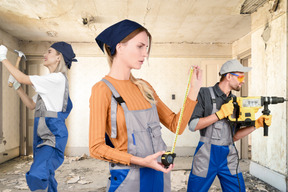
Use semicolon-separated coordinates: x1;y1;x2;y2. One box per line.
188;66;202;101
130;151;174;174
143;151;174;173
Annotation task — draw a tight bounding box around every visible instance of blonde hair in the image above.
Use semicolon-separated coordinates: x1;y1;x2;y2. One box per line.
54;52;68;76
104;27;156;104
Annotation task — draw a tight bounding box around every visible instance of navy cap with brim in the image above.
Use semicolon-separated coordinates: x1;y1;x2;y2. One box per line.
51;42;77;69
95;19;143;55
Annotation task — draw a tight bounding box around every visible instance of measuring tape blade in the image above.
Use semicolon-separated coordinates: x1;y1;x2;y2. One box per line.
171;67;194;153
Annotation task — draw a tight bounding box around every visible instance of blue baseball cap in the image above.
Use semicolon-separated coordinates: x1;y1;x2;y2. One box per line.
95;19;143;55
51;42;77;69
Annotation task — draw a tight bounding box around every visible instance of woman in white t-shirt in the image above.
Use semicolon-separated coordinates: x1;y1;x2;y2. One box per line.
0;42;77;192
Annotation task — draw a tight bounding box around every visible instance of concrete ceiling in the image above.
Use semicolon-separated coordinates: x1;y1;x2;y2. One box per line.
0;0;251;44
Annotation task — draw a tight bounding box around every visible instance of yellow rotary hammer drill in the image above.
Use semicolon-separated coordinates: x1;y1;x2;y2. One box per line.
227;96;286;136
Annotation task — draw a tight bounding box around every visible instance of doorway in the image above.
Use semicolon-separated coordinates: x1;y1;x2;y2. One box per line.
24;57;48;155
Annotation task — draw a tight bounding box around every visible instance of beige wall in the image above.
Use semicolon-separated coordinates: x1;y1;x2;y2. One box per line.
0;29;21;163
21;42;231;156
232;32;251;58
66;56;109;155
0;1;287;190
67;56;230;156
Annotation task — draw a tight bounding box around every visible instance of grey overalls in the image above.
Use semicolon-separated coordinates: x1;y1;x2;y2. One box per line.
26;76;72;192
187;87;245;192
102;79;171;192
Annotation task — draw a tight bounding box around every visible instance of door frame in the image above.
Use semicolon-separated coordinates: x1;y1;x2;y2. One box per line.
0;63;3;145
239;52;251;159
23;56;45;155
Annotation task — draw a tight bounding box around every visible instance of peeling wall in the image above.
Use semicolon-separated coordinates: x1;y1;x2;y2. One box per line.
250;0;287;175
0;29;20;163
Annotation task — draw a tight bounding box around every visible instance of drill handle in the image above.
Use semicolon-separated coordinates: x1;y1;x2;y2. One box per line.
263;122;268;136
262;103;270;136
261;96;287;136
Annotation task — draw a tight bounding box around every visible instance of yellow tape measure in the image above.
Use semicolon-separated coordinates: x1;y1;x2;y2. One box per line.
161;67;194;167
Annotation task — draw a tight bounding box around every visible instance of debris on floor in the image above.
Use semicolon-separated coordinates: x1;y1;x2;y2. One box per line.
0;156;280;192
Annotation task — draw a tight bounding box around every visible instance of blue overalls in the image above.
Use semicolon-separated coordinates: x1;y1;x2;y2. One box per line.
187;87;245;192
26;77;72;192
102;79;171;192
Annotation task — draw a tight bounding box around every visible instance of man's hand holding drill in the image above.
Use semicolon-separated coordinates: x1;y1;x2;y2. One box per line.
215;101;234;120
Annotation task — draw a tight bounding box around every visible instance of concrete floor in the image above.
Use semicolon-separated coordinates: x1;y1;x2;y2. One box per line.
0;155;280;192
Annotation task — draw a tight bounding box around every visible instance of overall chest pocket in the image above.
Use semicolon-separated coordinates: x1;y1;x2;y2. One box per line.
133;122;166;158
212;121;224;139
148;122;167;153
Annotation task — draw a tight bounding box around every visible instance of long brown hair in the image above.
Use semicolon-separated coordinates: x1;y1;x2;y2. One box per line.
104;27;155;104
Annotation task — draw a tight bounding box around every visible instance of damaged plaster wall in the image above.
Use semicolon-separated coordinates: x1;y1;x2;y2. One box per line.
249;0;287;191
20;42;232;157
0;29;20;164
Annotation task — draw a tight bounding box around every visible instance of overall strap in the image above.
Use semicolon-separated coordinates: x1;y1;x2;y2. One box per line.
101;79;128;139
62;75;69;112
208;87;217;114
208;87;217;141
199;87;217;144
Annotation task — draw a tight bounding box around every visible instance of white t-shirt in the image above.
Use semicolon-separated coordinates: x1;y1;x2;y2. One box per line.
30;72;66;112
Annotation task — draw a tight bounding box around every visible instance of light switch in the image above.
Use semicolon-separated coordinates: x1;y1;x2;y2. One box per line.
172;94;175;100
